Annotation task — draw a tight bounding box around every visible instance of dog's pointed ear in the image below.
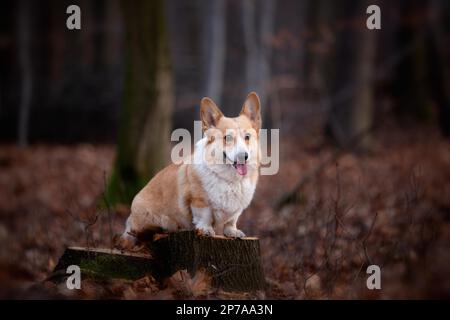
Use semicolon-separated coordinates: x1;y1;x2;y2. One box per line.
200;97;223;131
240;92;261;131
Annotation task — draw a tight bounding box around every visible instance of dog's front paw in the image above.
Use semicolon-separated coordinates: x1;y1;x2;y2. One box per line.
224;227;246;238
114;232;137;250
195;226;216;237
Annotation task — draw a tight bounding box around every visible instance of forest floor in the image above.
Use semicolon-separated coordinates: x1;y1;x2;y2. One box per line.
0;125;449;299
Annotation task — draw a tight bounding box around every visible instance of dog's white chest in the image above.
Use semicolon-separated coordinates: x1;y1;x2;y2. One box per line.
209;178;256;214
195;165;256;215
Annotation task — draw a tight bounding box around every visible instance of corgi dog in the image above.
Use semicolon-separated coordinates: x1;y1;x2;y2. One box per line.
117;92;261;248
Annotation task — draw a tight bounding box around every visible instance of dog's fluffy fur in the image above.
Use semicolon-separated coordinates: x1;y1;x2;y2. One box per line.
117;92;261;248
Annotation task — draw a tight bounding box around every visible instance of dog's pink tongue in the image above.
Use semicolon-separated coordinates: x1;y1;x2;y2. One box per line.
236;164;247;176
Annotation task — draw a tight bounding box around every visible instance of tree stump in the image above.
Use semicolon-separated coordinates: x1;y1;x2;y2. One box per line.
52;231;266;292
151;231;266;291
51;247;154;281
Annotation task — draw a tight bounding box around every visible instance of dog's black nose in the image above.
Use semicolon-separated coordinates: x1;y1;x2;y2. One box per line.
237;152;248;163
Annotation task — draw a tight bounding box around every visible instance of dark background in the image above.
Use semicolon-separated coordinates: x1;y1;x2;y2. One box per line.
2;0;448;144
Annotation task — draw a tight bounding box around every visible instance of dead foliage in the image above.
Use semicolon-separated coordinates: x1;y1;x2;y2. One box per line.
0;126;449;299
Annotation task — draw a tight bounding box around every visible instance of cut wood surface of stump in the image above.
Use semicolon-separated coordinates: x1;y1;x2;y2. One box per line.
52;231;266;292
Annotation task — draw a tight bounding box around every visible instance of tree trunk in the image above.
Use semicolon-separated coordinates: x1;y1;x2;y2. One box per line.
51;247;153;281
201;0;226;104
17;0;33;147
151;231;266;292
107;0;174;205
327;0;376;150
242;0;274;111
392;0;430;122
51;231;266;292
103;0;122;67
428;0;450;136
80;0;95;73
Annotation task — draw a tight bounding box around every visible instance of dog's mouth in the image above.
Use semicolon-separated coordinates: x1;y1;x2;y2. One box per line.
233;161;248;176
223;152;248;176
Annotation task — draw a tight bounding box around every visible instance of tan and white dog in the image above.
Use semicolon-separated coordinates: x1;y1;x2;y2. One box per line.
117;92;261;248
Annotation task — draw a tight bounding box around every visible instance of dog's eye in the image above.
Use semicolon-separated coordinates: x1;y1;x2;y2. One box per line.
224;134;233;143
245;133;251;141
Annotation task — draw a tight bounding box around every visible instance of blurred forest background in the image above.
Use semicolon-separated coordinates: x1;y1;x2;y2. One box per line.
0;0;449;299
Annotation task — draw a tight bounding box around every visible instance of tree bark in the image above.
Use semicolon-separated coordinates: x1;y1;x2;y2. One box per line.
104;0;122;67
392;0;430;122
52;231;266;292
51;247;154;281
151;231;266;292
201;0;226;104
242;0;274;111
326;0;376;151
428;0;450;136
17;0;33;147
106;0;174;205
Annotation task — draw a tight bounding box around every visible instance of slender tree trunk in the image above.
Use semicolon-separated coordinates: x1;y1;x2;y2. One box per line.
242;0;274;110
49;0;66;98
107;0;174;205
104;0;122;67
17;0;33;147
392;0;430;121
308;0;334;97
80;0;94;73
201;0;226;104
428;0;450;136
327;0;376;150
